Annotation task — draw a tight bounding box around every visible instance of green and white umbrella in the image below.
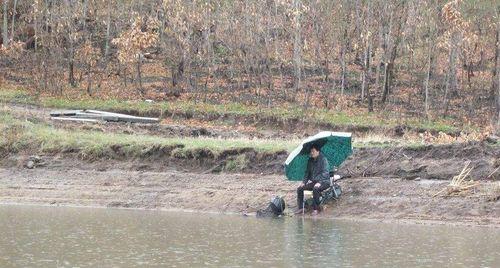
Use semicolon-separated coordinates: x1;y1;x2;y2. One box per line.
284;131;353;181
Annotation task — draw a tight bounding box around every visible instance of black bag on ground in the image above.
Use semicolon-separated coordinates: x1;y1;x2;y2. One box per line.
256;196;286;217
270;196;286;215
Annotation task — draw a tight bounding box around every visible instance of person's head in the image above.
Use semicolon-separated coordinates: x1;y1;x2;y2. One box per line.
310;144;321;159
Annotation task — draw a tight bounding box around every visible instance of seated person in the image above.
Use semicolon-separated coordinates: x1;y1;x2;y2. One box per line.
295;144;330;215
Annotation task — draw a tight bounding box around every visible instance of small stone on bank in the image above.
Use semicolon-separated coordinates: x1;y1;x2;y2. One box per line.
25;155;43;169
485;135;499;144
25;160;35;169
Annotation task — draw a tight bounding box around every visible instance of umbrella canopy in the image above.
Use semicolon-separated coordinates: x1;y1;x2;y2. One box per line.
284;131;353;181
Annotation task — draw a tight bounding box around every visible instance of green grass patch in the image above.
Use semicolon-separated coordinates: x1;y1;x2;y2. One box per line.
0;88;461;133
223;155;250;171
0;90;37;105
0;109;297;158
405;118;462;133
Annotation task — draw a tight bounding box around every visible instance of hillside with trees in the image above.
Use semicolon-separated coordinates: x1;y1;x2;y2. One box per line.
0;0;499;130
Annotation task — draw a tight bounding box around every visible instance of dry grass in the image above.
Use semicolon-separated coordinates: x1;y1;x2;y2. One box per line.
433;162;480;197
1;124;24;153
486;182;500;202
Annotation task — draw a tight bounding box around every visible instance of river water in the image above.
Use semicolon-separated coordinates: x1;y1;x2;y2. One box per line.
0;205;498;267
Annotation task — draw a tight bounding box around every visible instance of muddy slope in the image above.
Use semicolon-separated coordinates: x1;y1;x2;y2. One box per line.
0;145;289;176
99;142;500;181
342;142;500;181
2;141;498;182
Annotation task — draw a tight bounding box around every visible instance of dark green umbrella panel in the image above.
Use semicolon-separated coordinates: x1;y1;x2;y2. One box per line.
284;131;353;181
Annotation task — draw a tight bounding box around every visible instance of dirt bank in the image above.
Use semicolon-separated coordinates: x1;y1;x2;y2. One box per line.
342;142;500;181
5;140;497;182
0;144;498;226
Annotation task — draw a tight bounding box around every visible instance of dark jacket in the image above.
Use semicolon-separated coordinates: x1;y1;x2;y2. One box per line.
303;153;330;184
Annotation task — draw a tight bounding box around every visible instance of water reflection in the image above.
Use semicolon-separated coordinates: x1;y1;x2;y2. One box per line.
0;205;498;267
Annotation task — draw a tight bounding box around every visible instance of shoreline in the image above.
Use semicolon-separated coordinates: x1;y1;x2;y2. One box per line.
1;201;498;229
1;156;498;228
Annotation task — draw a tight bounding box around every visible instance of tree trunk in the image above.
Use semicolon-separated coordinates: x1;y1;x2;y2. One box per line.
365;42;373;112
68;56;75;86
492;16;500;124
381;62;392;103
10;0;17;41
491;19;499;100
263;10;274;99
443;67;451;116
424;21;435;118
361;1;372;103
86;65;92;96
374;22;384;94
171;59;184;90
444;44;458;116
381;38;400;104
340;39;346;96
33;2;38;51
137;58;144;96
2;0;8;47
424;46;433;117
104;0;112;61
122;65;128;87
449;45;458;97
82;0;88;33
293;0;302;93
272;0;284;98
63;0;75;87
159;8;166;44
381;8;393;105
203;5;213;97
497;73;500;127
361;46;368;101
381;4;406;104
497;74;500;127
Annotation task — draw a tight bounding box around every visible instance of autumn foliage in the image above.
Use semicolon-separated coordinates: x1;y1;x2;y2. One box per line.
0;0;499;130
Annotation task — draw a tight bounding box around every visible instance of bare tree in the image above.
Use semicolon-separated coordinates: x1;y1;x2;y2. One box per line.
10;0;17;41
361;1;372;106
422;2;438;118
2;0;8;47
493;8;500;124
381;1;407;104
292;0;302;94
104;0;113;61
